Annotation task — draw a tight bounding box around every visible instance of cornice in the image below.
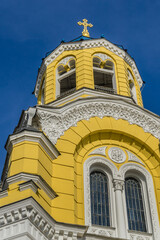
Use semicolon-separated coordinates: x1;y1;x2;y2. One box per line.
6;130;60;160
36;98;160;144
19;180;39;194
47;87;134;107
35;38;143;97
7;173;57;200
0;198;86;240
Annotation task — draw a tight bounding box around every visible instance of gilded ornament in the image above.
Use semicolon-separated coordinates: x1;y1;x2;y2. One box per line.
77;18;93;37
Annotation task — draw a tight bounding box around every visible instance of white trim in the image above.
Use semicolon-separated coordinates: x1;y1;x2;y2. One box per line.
89;146;107;156
119;163;160;240
6;130;60;160
83;157;117;230
48;87;134;107
83;158;160;239
35;38;143;97
19;180;39;194
37;98;160;145
0;198;86;240
56;56;76;98
0;190;8;199
7;173;57;200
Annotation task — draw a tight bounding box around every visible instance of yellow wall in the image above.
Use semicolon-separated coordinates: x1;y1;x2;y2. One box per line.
37;47;143;107
2;117;160;226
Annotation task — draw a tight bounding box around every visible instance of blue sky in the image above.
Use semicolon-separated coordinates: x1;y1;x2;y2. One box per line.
0;0;160;176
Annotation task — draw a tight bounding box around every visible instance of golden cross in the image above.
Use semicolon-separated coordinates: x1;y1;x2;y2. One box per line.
77;19;93;37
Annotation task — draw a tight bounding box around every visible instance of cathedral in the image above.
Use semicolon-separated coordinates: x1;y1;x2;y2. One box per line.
0;19;160;240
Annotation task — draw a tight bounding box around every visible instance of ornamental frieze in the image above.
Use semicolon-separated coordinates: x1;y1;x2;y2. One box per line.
37;100;160;144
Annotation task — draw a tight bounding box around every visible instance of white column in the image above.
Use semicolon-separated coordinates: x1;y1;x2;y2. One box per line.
113;179;127;239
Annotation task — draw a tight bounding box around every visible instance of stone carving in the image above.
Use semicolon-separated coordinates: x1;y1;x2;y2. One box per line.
35;39;143;97
89;146;107;156
58;56;74;66
113;179;124;191
87;227;112;237
94;53;112;61
83;157;119;227
37;100;160;145
0;206;54;239
130;235;151;240
126;150;145;166
108;147;126;163
120;163;160;240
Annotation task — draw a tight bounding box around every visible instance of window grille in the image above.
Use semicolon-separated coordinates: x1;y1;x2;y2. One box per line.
90;171;110;226
125;177;146;232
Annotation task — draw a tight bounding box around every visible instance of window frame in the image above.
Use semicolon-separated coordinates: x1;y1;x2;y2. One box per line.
56;56;76;98
84;157;160;239
123;170;152;234
92;54;117;93
83;156;117;228
125;176;147;232
90;170;110;227
127;69;137;103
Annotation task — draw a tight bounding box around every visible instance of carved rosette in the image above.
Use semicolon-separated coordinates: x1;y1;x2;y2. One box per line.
108;147;126;163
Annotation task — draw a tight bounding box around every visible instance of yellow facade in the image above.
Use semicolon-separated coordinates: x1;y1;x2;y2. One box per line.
37;47;143;107
1;117;160;225
0;34;160;240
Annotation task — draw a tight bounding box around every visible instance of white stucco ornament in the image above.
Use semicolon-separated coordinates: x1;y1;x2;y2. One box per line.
89;146;107;156
108;147;126;163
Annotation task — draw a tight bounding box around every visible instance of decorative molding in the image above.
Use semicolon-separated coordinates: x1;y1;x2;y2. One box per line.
94;53;112;62
0;198;86;240
49;87;134;107
35;38;143;97
19;180;39;194
37;99;160;145
7;173;57;200
6;130;60;160
113;179;124;191
119;163;160;240
58;56;74;66
87;226;115;237
0;190;8;199
130;232;152;240
108;147;126;163
126;150;145;166
89;146;107;156
83;156;118;228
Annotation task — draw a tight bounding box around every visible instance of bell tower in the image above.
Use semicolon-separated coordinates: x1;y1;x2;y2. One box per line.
0;20;160;240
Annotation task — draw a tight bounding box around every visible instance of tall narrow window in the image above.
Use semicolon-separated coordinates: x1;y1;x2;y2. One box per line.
127;70;137;103
93;53;116;94
125;177;146;232
90;171;110;226
57;57;76;98
41;79;45;104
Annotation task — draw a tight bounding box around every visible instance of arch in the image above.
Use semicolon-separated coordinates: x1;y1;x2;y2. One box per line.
125;177;146;232
56;56;76;98
83;156;118;226
90;171;110;226
119;163;160;238
40;78;45;104
127;69;137;103
92;53;117;94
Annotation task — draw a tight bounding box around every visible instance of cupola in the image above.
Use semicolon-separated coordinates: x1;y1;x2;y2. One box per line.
34;20;143;107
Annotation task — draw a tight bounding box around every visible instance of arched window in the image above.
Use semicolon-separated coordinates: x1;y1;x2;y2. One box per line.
90;171;110;226
125;177;146;232
127;70;137;103
56;57;76;98
93;53;116;94
41;79;45;104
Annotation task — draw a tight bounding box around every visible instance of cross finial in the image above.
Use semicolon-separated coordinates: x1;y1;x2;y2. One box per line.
77;19;93;37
